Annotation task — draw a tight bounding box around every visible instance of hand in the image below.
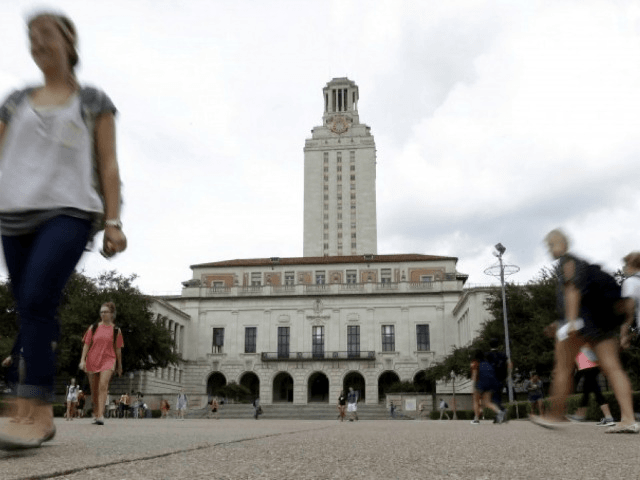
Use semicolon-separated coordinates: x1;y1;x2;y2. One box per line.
103;226;127;257
116;365;123;377
543;322;558;339
79;360;86;371
2;356;12;367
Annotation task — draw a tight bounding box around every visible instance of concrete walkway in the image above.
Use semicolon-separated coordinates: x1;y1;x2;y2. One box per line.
1;418;638;479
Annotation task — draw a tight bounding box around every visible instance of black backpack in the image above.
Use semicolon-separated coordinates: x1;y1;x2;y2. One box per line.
582;265;625;328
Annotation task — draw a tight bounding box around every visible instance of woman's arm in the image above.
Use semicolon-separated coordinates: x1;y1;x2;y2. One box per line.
115;346;123;377
0;121;6;150
79;342;90;371
94;112;127;255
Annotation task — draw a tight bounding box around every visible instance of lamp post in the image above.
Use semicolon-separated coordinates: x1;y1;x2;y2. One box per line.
450;370;457;420
484;243;519;404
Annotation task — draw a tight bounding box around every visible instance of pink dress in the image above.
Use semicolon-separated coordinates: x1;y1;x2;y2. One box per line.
83;324;124;373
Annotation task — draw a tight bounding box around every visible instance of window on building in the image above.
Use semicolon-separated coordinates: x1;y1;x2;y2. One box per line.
323;214;328;220
350;175;356;181
338;204;342;210
381;268;392;283
324;152;328;162
347;325;360;358
337;165;342;172
337;194;342;200
420;275;434;283
324;167;328;172
212;328;224;353
278;327;290;358
324;176;328;182
350;184;355;190
350;165;355;171
244;327;257;353
324;243;329;249
350;205;356;210
337;175;342;181
323;233;328;240
338;233;342;238
324;185;328;191
338;213;342;220
350;151;355;161
416;325;430;351
346;270;357;284
324;194;329;200
351;223;356;229
324;203;328;210
312;326;324;358
351;242;357;249
338;223;342;229
351;233;357;239
337;152;342;161
382;325;395;352
316;271;326;284
351;193;356;200
285;272;294;286
251;273;261;286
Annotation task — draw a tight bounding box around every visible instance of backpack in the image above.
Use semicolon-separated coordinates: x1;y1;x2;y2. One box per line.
486;350;508;382
582;264;625;328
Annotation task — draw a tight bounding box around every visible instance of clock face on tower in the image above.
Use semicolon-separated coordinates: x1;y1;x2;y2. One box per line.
330;115;349;134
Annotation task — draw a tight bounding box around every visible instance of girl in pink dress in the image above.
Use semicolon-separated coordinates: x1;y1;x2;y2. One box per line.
79;302;124;425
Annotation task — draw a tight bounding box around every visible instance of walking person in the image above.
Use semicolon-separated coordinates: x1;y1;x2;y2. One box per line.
209;397;220;419
0;11;126;450
79;302;124;425
65;378;79;421
438;399;450;420
337;390;347;422
566;348;615;426
252;397;262;419
389;401;396;419
347;387;359;421
530;229;637;433
120;392;131;418
76;390;86;418
621;251;640;348
486;338;511;419
176;388;188;420
160;399;170;419
470;350;505;425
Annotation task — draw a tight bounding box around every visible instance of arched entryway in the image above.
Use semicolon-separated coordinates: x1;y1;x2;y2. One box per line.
413;370;434;394
273;372;294;403
343;371;366;401
207;372;227;398
240;372;260;400
378;371;400;402
307;372;329;403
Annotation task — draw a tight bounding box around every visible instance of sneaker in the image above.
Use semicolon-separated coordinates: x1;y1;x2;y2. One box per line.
496;410;505;424
566;414;586;423
92;418;104;426
605;423;639;434
596;418;616;427
470;419;480;425
529;415;568;430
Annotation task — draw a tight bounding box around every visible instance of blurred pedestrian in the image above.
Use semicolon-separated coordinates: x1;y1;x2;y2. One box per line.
347;387;359;421
337;390;346;422
176;388;188;420
76;390;86;418
531;229;637;433
209;397;219;419
0;10;126;450
160;399;170;419
486;337;511;419
252;397;262;419
526;372;544;416
621;252;640;348
79;302;124;425
119;392;130;418
438;398;450;420
566;348;615;426
65;377;79;421
470;349;504;425
389;401;396;418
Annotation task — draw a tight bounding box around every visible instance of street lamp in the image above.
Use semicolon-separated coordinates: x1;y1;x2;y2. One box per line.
450;370;457;420
484;243;519;404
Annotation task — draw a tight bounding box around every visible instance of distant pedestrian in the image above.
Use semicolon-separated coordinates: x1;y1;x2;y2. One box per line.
527;372;544;416
347;387;359;421
176;389;188;420
160;399;170;419
567;348;615;426
438;399;450;420
76;390;86;418
418;401;429;420
470;350;504;425
531;229;637;433
0;10;126;450
253;397;262;419
120;392;130;418
65;378;79;421
486;338;511;418
209;397;220;419
79;302;124;426
389;401;396;418
337;390;347;421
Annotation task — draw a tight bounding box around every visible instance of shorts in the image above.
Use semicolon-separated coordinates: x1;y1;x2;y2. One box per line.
528;394;543;402
347;403;357;413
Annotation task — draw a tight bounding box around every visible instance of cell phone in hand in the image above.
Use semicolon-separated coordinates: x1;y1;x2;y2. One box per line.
556;318;585;341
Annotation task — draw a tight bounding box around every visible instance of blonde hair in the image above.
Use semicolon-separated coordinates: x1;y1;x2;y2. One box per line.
545;228;570;249
27;11;79;89
101;301;117;319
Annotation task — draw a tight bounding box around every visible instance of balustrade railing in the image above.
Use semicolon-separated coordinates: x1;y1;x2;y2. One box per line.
261;351;376;361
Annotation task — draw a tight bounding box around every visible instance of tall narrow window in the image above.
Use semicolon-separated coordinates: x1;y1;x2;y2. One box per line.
212;328;224;353
416;325;430;351
278;327;290;358
312;326;325;358
251;272;261;286
245;327;257;353
316;271;326;284
285;272;294;286
346;270;357;284
347;325;360;358
381;325;395;352
381;268;392;283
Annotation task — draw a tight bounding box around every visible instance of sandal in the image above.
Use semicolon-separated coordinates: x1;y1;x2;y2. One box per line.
605;423;639;434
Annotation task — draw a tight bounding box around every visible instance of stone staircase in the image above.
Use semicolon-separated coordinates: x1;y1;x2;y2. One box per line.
185;403;417;420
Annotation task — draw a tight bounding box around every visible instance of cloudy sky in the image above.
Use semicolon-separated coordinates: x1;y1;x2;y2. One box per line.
1;0;639;294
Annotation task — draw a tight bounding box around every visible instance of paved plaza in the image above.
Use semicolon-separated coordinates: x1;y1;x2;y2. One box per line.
1;417;638;479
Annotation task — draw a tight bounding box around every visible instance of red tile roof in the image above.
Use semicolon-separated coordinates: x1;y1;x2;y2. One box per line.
191;253;457;269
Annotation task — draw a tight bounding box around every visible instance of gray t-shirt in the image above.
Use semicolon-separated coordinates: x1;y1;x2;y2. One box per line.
0;86;116;235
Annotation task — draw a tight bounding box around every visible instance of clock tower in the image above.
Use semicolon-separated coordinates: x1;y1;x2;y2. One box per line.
303;78;377;257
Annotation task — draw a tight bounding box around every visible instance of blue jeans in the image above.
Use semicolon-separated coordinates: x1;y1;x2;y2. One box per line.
2;215;92;402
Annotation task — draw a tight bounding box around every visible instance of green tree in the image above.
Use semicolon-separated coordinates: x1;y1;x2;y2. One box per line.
1;271;181;381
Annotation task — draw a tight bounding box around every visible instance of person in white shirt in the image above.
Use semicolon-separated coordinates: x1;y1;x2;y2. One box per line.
621;252;640;349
